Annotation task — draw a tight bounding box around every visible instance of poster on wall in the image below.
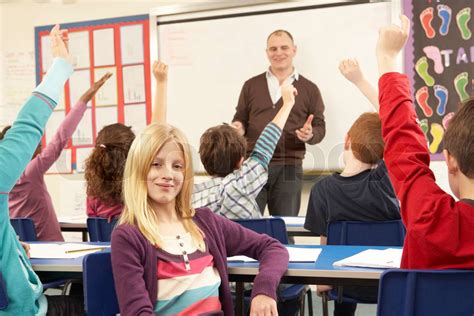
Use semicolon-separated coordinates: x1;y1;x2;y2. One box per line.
404;0;474;158
35;14;151;174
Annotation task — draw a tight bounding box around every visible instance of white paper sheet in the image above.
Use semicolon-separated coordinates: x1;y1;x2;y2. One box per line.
29;243;109;259
95;106;118;133
122;65;146;103
68;31;90;69
94;67;117;106
124;104;147;134
75;147;93;173
93;28;115;66
277;216;306;226
72;108;93;146
69;70;91;106
120;24;144;64
228;246;322;263
333;248;402;269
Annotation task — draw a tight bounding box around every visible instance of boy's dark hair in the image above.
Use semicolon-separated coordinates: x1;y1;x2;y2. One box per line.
199;125;246;177
0;126;11;140
347;112;384;164
444;99;474;178
84;123;135;205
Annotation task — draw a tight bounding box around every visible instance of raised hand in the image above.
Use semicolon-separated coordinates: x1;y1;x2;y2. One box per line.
281;84;298;107
296;114;314;142
153;60;168;82
249;294;278;316
79;72;113;104
339;59;365;85
376;15;410;75
50;24;71;61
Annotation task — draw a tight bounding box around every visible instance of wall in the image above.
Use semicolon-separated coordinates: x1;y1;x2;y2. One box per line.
0;1;453;223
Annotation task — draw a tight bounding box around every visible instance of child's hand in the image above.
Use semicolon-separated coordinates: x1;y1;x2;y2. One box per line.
20;241;31;258
50;24;71;61
339;59;364;85
79;72;113;104
376;15;410;74
281;84;297;107
153;60;168;82
250;294;278;316
316;284;333;296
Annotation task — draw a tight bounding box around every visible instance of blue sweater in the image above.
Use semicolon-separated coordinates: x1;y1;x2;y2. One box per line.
0;58;73;315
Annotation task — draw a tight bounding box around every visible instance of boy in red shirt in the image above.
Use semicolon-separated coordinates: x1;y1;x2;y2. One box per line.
377;15;474;269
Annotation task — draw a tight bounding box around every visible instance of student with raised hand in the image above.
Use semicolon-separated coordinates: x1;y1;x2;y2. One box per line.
304;59;400;316
111;123;288;316
376;15;474;268
84;123;135;220
3;71;112;241
151;61;298;219
0;24;84;315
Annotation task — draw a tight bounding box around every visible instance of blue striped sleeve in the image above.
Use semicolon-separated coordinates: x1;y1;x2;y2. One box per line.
250;122;282;169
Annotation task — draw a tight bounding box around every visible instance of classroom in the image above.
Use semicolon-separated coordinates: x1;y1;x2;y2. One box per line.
0;0;473;315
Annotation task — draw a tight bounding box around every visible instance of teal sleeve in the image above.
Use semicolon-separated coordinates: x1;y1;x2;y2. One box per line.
34;58;73;103
249;122;282;169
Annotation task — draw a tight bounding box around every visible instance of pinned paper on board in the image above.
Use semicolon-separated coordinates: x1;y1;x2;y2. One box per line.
93;28;115;67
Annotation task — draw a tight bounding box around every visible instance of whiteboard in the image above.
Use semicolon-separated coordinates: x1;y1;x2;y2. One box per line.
156;2;393;171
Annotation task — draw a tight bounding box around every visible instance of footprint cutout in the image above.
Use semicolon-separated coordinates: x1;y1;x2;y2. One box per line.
437;5;452;36
442;112;455;129
420;7;436;38
416;57;435;86
420;119;429;137
434;84;448;116
416;86;433;117
454;72;469;102
429;123;444;153
423;46;444;74
456;8;472;40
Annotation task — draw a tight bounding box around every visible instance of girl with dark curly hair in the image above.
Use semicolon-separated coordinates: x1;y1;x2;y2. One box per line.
84;123;135;220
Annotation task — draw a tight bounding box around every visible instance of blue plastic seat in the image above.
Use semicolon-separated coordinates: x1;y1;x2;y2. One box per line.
377;269;474;316
0;273;8;310
83;251;119;316
234;218;313;316
10;218;37;241
322;220;406;316
87;217;118;242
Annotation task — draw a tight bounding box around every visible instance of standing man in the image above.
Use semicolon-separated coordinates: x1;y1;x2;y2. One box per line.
232;29;326;217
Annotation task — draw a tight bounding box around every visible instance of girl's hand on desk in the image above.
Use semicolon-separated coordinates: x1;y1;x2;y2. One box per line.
250;294;278;316
20;241;31;258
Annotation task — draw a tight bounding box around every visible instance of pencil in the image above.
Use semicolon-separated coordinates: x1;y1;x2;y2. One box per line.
65;247;107;254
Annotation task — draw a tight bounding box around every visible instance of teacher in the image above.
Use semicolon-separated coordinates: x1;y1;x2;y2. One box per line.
232;29;326;217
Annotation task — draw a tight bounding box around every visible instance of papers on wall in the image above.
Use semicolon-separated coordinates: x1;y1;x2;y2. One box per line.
94;67;117;106
69;70;91;106
120;24;144;65
72;108;93;146
124;104;147;134
68;31;90;69
228;246;322;263
95;106;118;132
75;147;93;173
122;65;146;103
333;248;402;269
93;28;115;67
29;243;109;259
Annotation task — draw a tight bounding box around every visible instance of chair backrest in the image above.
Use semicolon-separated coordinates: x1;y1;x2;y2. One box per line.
0;272;8;310
233;218;288;244
10;218;37;241
87;217;118;242
327;220;405;246
83;251;119;316
377;269;474;316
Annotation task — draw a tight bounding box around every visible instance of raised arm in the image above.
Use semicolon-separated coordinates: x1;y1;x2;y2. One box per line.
30;72;112;175
151;60;168;124
339;58;379;111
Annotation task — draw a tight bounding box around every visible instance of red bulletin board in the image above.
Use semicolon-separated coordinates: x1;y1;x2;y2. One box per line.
34;14;151;173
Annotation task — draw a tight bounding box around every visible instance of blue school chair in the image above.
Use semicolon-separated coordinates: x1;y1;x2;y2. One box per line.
377;269;474;316
0;272;8;310
83;251;119;316
321;220;406;316
10;217;37;241
87;217;118;242
234;218;313;316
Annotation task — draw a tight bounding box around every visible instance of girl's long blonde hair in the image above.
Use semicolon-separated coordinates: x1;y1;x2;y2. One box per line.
118;123;205;251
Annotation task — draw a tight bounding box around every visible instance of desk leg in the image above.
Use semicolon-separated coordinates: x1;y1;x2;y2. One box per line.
236;282;244;316
82;231;88;242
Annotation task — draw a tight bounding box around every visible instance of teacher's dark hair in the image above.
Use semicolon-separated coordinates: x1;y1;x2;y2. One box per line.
267;29;294;43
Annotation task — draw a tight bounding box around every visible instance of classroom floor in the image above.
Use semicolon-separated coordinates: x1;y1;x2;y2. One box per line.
307;294;377;316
